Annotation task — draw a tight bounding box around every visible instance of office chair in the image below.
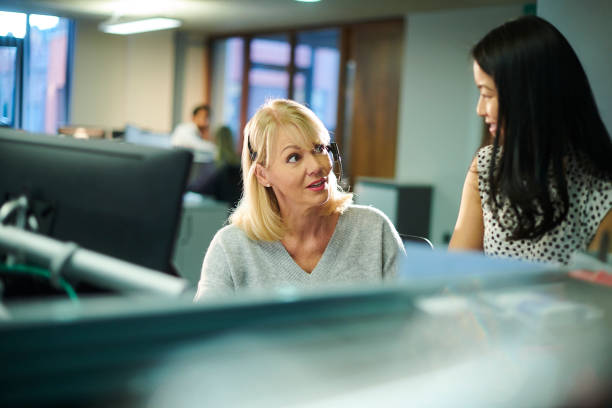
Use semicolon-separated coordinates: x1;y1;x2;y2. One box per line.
400;234;434;250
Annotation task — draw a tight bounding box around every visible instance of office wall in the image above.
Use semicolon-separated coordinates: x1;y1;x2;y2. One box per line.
173;32;208;128
71;20;176;133
395;5;523;247
538;0;612;134
181;40;207;122
71;21;127;131
124;30;175;132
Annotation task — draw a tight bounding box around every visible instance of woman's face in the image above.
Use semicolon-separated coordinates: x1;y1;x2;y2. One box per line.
473;61;499;138
256;127;333;215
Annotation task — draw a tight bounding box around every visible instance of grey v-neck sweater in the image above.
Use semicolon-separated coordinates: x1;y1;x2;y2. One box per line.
194;205;405;299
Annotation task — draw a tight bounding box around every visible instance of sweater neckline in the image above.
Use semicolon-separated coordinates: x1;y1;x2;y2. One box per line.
270;210;348;280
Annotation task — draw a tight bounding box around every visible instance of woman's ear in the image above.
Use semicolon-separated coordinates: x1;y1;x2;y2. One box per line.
255;163;271;188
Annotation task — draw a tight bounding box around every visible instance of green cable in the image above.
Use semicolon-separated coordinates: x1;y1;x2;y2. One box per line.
0;263;79;304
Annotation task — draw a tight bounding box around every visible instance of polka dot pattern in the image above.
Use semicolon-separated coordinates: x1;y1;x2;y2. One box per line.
477;145;612;265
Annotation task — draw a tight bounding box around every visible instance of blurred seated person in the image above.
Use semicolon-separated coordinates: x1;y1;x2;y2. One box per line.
194;99;404;299
187;126;242;209
449;16;612;264
171;104;217;156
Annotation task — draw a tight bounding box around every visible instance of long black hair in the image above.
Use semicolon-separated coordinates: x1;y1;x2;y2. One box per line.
472;15;612;240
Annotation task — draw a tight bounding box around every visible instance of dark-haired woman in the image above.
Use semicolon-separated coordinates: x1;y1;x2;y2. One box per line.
449;16;612;264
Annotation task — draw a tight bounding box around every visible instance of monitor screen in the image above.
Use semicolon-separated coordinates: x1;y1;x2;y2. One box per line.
0;128;192;274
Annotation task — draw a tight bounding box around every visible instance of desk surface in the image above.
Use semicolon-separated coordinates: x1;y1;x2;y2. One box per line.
1;274;611;408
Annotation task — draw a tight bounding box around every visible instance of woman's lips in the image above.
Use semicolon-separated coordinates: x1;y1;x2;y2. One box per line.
307;178;327;191
488;122;497;135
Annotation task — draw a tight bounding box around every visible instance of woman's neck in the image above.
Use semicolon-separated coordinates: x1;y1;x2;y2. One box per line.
281;205;334;240
279;205;340;273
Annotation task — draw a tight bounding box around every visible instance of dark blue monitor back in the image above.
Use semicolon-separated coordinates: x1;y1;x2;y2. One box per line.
0;128;192;274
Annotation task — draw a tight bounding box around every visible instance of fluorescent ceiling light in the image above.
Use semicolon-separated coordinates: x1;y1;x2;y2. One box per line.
99;17;181;35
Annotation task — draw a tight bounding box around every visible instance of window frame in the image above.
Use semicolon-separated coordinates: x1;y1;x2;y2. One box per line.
208;24;345;155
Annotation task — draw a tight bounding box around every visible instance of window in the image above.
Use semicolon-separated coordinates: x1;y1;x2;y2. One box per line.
294;29;340;134
0;10;73;133
0;11;26;127
248;34;291;119
210;28;340;148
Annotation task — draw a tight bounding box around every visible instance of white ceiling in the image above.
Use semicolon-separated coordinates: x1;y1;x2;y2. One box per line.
0;0;526;35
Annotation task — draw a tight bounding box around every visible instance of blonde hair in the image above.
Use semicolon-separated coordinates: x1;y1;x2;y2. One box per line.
230;99;352;241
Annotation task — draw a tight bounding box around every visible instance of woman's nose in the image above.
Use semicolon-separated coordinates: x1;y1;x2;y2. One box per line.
306;152;331;176
476;96;486;117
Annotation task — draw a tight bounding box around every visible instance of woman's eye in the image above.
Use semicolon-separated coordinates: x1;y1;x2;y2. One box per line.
313;144;325;154
287;153;301;163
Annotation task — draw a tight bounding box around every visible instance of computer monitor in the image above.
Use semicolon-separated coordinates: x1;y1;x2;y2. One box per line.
0;127;192;274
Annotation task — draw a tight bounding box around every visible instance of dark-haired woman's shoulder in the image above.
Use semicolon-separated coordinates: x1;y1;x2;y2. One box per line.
475;144;498;173
477;144;495;156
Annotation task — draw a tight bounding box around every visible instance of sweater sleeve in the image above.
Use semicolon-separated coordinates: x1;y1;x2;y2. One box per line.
381;214;406;280
194;230;235;301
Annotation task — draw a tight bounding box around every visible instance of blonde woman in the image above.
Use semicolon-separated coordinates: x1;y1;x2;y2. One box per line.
195;99;404;298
